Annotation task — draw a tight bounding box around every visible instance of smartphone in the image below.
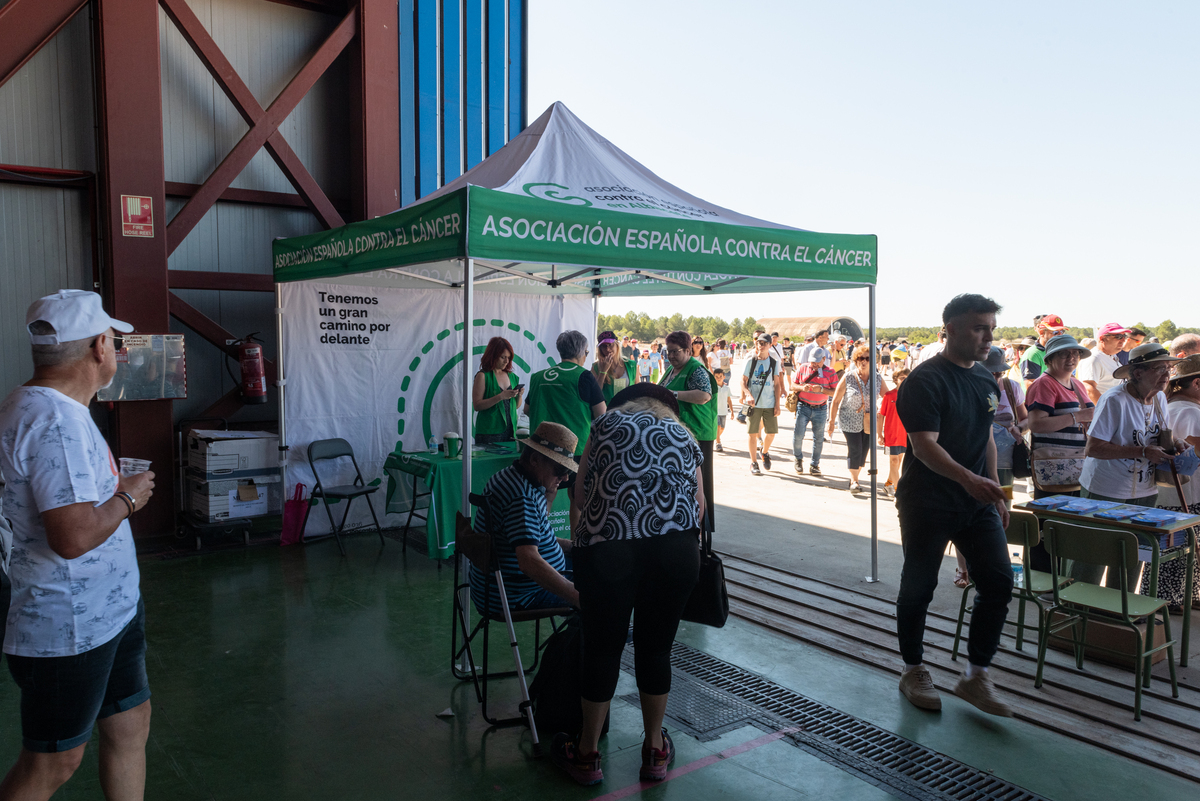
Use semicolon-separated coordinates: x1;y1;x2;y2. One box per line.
511;383;524;392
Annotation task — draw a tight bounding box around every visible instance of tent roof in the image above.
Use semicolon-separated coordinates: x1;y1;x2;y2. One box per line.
272;102;877;295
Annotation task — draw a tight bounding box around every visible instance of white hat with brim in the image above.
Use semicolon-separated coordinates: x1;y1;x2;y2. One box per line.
517;422;579;473
26;289;133;344
1114;342;1183;380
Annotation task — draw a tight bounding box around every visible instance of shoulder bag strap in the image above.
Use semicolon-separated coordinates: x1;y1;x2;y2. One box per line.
1002;377;1018;417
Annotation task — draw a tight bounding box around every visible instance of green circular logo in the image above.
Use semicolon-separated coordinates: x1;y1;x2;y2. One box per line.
395;319;558;448
523;182;593;207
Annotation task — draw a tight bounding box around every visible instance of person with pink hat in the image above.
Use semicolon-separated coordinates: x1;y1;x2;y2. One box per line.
1077;323;1130;404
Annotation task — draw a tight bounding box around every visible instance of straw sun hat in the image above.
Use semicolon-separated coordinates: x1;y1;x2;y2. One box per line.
518;422;579;472
1170;354;1200;383
1113;342;1182;380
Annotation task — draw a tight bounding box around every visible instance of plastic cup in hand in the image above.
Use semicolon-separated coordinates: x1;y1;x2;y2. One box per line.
119;458;152;477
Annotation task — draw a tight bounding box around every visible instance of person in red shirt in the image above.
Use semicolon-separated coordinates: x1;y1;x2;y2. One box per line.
877;368;910;496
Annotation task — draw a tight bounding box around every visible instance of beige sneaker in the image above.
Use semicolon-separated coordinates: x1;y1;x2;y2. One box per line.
899;667;941;711
954;674;1013;717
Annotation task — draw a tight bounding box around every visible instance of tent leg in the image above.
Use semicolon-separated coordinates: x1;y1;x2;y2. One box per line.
275;284;289;497
866;284;879;583
459;258;475;665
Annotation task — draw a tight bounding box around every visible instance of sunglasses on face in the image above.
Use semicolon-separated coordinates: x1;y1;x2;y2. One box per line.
855;357;869;362
667;348;685;356
552;463;571;478
94;334;126;350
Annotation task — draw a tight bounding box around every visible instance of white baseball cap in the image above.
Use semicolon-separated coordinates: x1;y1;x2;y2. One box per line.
26;290;133;345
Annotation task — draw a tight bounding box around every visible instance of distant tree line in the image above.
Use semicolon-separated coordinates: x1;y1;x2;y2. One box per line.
876;320;1198;345
596;312;760;344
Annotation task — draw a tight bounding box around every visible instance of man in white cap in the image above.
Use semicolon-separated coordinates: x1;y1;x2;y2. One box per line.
0;290;156;798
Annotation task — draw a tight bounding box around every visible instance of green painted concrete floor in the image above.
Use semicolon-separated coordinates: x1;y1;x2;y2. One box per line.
2;535;1194;800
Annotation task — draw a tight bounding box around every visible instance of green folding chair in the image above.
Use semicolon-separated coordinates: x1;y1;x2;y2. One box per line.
952;509;1070;660
1036;520;1179;720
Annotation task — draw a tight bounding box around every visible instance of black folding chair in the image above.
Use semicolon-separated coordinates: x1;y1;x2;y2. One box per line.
451;492;569;751
305;438;386;555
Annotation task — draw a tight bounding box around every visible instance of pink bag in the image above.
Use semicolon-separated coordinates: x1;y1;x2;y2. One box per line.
280;483;309;545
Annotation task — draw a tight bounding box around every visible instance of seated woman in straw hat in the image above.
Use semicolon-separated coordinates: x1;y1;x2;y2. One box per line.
468;422;579;617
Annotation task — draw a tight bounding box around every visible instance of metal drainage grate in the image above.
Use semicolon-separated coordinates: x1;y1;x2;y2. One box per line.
620;642;1049;801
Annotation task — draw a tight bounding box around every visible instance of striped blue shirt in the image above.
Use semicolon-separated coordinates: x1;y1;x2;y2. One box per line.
469;463;566;617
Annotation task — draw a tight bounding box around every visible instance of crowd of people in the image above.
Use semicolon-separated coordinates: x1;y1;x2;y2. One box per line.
4;287;1199;794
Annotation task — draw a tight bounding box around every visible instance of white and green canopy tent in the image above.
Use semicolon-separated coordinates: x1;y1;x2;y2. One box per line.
272;101;885;578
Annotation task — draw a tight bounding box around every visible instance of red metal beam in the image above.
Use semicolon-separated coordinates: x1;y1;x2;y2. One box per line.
161;0;354;252
349;0;400;219
0;0;89;90
168;271;275;293
168;293;277;381
165;181;313;209
95;0;174;538
0;163;91;189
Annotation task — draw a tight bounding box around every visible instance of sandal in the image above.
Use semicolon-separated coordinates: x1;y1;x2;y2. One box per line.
954;568;971;589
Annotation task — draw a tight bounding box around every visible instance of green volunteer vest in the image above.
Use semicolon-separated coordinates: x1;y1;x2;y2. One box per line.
528;361;592;455
663;357;718;441
597;359;637;404
474;370;517;440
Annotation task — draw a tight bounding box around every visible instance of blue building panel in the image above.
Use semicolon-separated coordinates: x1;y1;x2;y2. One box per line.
464;0;484;171
507;0;523;141
416;0;439;198
486;0;506;155
401;0;525;203
399;0;417;207
441;0;461;183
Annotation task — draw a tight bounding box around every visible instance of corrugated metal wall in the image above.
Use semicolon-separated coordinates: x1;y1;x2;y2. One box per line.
0;8;96;395
160;0;351;422
0;0;527;423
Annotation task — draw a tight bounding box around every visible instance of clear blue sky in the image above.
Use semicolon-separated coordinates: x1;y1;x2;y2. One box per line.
528;1;1198;332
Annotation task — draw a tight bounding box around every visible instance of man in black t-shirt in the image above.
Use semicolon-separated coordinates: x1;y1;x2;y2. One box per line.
894;294;1014;718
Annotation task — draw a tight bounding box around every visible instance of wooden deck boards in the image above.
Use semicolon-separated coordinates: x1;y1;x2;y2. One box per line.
719;552;1200;784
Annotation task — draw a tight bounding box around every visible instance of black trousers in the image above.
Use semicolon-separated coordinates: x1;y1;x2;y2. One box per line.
896;502;1012;667
574;530;700;702
699;439;715;528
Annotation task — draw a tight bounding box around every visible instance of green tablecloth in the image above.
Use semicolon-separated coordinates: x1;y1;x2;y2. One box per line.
383;446;570;559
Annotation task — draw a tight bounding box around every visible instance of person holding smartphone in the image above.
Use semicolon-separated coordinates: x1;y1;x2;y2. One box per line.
473;336;523;444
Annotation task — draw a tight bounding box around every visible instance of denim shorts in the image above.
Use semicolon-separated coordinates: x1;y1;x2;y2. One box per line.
7;598;151;753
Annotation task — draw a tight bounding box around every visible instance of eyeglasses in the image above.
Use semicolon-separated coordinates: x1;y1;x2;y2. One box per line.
552;463;571;478
94;334;126;350
666;348;685;356
855;357;870;362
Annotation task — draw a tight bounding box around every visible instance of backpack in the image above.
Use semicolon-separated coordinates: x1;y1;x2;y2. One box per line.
529;614;610;737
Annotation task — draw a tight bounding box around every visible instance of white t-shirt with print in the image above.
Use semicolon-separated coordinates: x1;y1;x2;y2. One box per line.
1076;347;1122;396
0;386;140;657
1080;385;1169;499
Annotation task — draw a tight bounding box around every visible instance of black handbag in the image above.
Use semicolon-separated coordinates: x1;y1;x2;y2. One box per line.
1001;378;1032;479
681;516;729;628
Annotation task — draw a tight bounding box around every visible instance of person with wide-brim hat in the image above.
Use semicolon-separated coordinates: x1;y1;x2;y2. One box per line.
468;421;579;624
1142;354;1200;609
1074;343;1189;589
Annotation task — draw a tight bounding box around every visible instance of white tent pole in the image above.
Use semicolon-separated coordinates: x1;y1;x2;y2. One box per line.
275;283;288;495
462;258;474;515
866;284;879;583
456;258;475;673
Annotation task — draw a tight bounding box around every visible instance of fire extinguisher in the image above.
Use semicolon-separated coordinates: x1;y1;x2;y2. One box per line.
237;333;268;404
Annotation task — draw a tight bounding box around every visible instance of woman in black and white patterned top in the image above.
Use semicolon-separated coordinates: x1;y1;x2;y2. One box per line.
552;384;703;784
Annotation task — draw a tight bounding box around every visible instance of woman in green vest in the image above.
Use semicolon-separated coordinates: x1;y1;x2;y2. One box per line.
591;330;637;404
659;329;718;525
472;336;523;444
